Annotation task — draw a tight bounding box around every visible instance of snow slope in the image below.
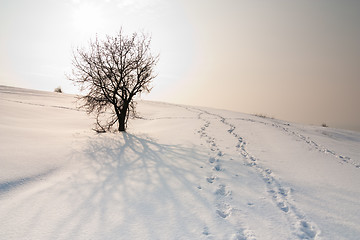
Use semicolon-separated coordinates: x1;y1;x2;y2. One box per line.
0;85;359;239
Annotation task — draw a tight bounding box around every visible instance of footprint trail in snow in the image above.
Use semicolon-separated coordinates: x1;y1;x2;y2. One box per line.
188;107;321;240
195;111;256;239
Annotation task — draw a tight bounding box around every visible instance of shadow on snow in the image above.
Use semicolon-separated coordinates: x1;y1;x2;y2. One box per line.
46;132;211;238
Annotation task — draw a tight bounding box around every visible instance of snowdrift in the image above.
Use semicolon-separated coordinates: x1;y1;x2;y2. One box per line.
0;85;359;239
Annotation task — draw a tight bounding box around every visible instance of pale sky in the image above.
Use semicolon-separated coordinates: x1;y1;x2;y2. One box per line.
1;0;360;131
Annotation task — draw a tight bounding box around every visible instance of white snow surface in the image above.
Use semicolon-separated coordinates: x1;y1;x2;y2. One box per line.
1;85;360;240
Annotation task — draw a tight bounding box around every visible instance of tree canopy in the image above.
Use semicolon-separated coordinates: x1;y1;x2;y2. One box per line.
68;30;159;132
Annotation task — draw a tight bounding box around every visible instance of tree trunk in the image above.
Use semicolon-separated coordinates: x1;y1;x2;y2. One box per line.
118;113;126;131
117;102;129;132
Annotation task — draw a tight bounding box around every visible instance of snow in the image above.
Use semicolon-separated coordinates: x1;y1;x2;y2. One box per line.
1;85;360;239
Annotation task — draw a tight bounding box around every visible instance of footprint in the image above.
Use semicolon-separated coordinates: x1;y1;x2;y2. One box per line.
215;185;226;196
326;149;335;154
278;188;288;196
339;155;349;163
263;176;272;184
207;176;215;183
215;184;230;196
278;201;289;213
298;221;317;239
232;229;256;240
228;127;235;133
213;164;223;171
209;157;216;163
202;226;210;235
217;151;223;157
216;205;232;219
216;209;230;218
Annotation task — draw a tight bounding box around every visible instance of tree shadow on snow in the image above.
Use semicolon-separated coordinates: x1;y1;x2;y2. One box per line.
49;132;213;239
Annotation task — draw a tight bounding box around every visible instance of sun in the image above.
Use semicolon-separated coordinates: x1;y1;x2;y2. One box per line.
72;3;104;34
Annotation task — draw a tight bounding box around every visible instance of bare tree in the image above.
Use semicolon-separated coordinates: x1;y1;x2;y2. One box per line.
68;30;159;132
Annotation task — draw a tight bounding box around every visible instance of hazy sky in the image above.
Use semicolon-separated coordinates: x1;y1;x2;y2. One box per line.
1;0;360;131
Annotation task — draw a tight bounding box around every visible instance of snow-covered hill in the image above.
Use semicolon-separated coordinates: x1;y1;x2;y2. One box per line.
0;85;359;239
